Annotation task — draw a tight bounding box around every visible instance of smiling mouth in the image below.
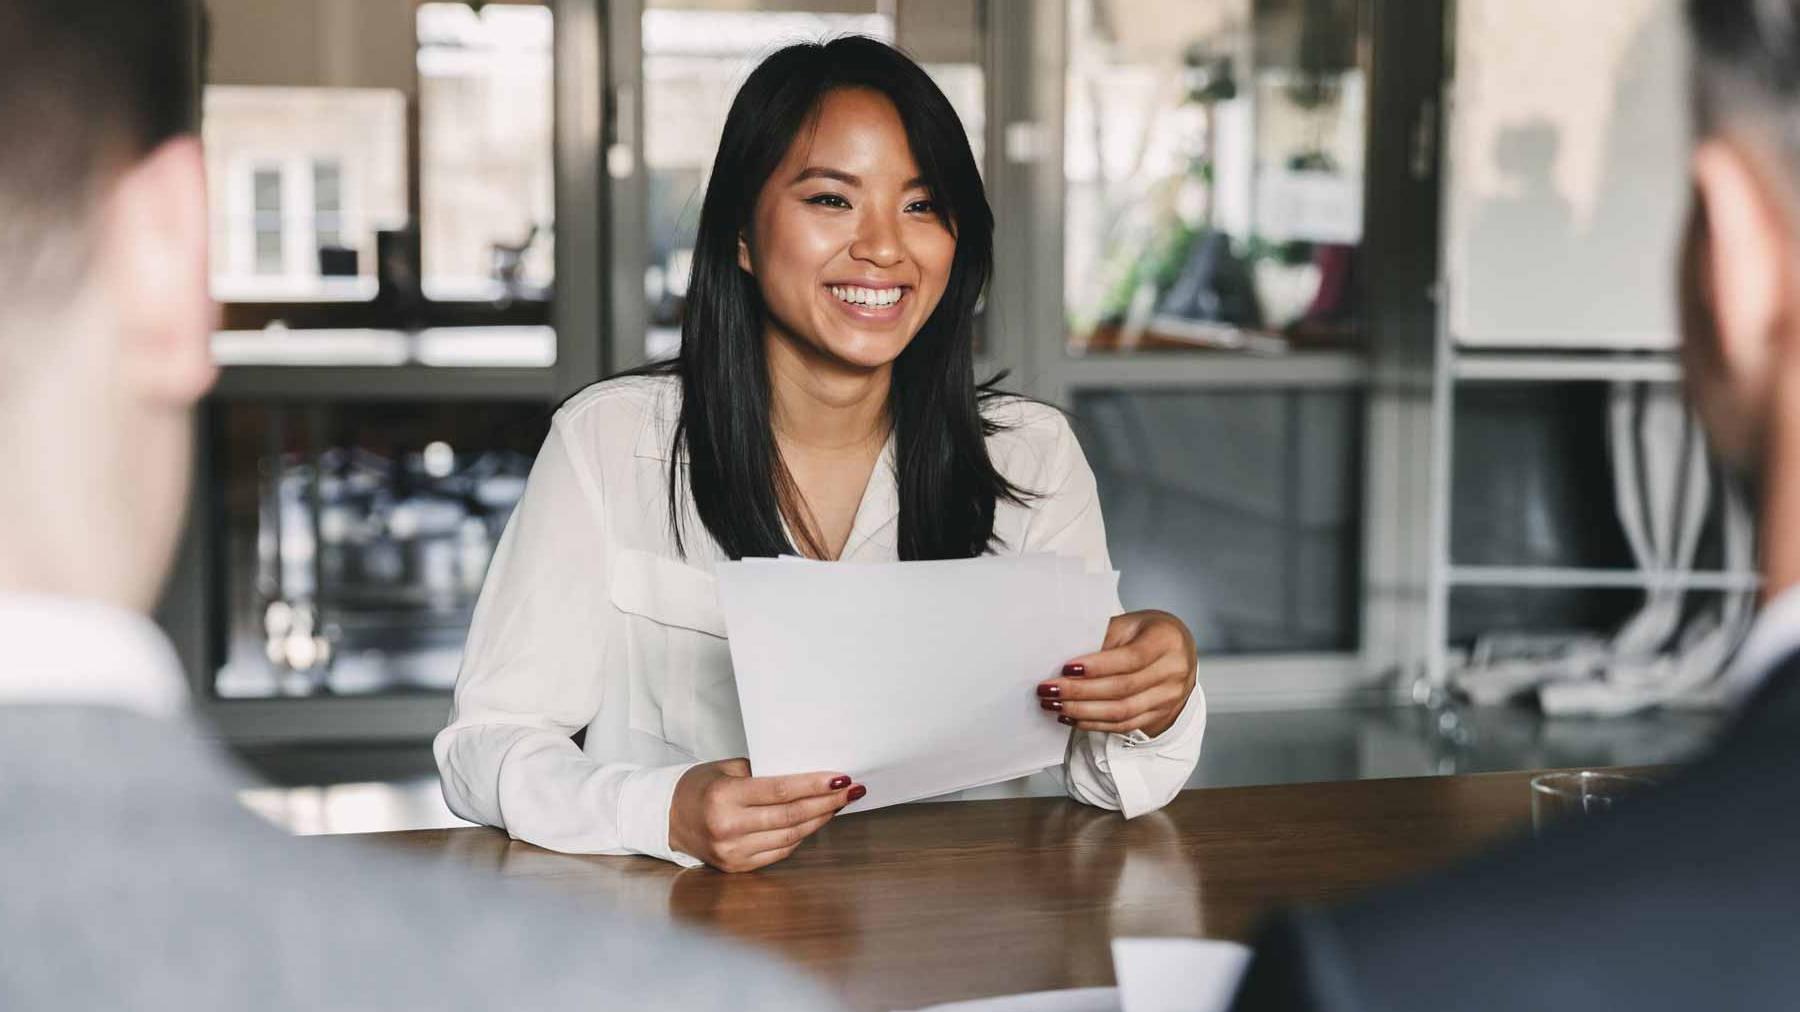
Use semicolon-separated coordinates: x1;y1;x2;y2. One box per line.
826;284;908;311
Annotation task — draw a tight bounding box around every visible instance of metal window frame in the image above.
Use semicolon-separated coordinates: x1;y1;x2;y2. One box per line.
1009;0;1446;711
161;0;1449;743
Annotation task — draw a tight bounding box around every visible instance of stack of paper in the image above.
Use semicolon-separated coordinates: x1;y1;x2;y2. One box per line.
714;554;1119;813
1109;938;1251;1012
898;938;1252;1012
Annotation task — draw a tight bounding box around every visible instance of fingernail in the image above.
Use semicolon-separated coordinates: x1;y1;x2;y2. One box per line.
1040;699;1063;712
1037;684;1061;698
829;775;851;791
1063;663;1086;678
847;784;867;802
1058;715;1076;726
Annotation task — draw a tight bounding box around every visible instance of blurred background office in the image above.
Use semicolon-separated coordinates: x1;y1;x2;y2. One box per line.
164;0;1734;833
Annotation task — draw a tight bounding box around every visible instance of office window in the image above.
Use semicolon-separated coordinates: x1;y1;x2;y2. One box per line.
417;2;555;302
1046;0;1372;660
206;87;406;301
251;166;286;275
190;0;566;715
1064;0;1366;354
203;2;555;315
313;159;344;250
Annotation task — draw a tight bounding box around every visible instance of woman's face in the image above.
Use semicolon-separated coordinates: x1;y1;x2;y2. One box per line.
740;87;957;373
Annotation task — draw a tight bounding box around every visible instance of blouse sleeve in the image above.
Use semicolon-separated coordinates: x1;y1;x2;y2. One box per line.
433;420;702;867
1017;407;1207;819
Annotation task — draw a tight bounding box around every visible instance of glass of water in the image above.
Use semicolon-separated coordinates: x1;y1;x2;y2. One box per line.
1530;771;1656;834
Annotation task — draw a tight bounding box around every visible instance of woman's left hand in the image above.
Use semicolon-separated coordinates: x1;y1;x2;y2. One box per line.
1037;610;1197;738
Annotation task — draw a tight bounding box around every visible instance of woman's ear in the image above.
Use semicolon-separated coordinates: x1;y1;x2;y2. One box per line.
737;232;754;275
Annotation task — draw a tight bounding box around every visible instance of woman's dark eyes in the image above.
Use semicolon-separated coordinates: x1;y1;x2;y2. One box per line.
801;194;936;214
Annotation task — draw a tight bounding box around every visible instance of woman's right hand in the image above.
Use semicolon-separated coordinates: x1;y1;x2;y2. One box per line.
669;758;864;872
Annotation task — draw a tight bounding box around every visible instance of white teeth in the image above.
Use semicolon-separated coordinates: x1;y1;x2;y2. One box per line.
829;285;903;308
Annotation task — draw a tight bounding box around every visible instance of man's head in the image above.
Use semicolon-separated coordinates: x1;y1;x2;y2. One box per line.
0;0;215;611
1682;0;1800;475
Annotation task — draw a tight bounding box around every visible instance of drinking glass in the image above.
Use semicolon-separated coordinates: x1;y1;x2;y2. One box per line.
1530;771;1655;834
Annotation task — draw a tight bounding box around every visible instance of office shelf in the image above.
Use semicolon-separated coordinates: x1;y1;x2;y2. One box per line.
1448;566;1761;592
1451;350;1683;384
211;327;558;401
214;365;556;402
1426;342;1756;686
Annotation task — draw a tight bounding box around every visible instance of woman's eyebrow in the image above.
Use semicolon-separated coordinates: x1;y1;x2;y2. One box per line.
789;167;929;190
791;167;860;186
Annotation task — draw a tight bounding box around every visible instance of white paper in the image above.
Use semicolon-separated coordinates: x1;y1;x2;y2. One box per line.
901;987;1121;1012
714;554;1118;814
1254;169;1363;245
1110;938;1251;1012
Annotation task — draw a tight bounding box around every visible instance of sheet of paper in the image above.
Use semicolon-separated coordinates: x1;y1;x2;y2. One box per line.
902;987;1121;1012
715;554;1118;813
1110;938;1251;1012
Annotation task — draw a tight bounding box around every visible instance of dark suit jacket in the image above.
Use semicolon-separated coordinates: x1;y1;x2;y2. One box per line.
1229;649;1800;1012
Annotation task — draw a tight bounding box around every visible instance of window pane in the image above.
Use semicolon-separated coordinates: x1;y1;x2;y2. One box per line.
313;160;344;251
417;2;555;303
1065;0;1367;354
1072;387;1363;653
205;87;406;300
211;401;549;699
640;0;985;360
251;167;284;274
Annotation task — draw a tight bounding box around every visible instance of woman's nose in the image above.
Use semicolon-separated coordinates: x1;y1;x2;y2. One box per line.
848;212;903;268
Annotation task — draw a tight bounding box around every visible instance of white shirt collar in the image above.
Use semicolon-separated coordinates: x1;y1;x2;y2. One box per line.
0;591;189;719
631;377;902;558
1721;582;1800;703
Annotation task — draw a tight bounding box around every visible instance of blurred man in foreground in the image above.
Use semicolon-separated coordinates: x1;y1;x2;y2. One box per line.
0;2;836;1008
1231;1;1800;1008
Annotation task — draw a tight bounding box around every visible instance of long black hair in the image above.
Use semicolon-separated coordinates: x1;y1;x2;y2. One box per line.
647;36;1028;561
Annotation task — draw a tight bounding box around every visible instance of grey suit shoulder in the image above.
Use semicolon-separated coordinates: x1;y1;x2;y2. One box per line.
0;705;841;1012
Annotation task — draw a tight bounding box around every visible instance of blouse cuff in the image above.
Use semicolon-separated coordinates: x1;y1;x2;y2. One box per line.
617;760;705;868
1104;676;1206;819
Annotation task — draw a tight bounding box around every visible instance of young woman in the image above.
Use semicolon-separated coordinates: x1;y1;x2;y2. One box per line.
435;37;1205;873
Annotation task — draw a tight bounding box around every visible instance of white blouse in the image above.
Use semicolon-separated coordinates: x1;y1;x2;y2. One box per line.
434;375;1206;867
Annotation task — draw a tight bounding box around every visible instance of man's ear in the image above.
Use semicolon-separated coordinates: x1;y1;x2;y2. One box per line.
737;231;753;274
1691;138;1795;394
101;135;218;407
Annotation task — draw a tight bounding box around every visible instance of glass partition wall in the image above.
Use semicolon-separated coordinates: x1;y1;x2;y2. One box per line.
161;0;600;742
1047;0;1385;700
1064;0;1366;356
165;0;1441;741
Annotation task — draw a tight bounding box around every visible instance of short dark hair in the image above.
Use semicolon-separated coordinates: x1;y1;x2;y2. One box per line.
0;0;196;323
1689;1;1800;149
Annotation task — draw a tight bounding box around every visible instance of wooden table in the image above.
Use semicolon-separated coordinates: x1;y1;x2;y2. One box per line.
360;771;1550;1010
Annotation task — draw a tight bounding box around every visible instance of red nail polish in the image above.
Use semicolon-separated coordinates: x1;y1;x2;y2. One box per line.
1037;684;1061;698
847;784;867;802
1063;664;1086;678
1040;699;1063;711
829;775;851;791
1058;715;1076;726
